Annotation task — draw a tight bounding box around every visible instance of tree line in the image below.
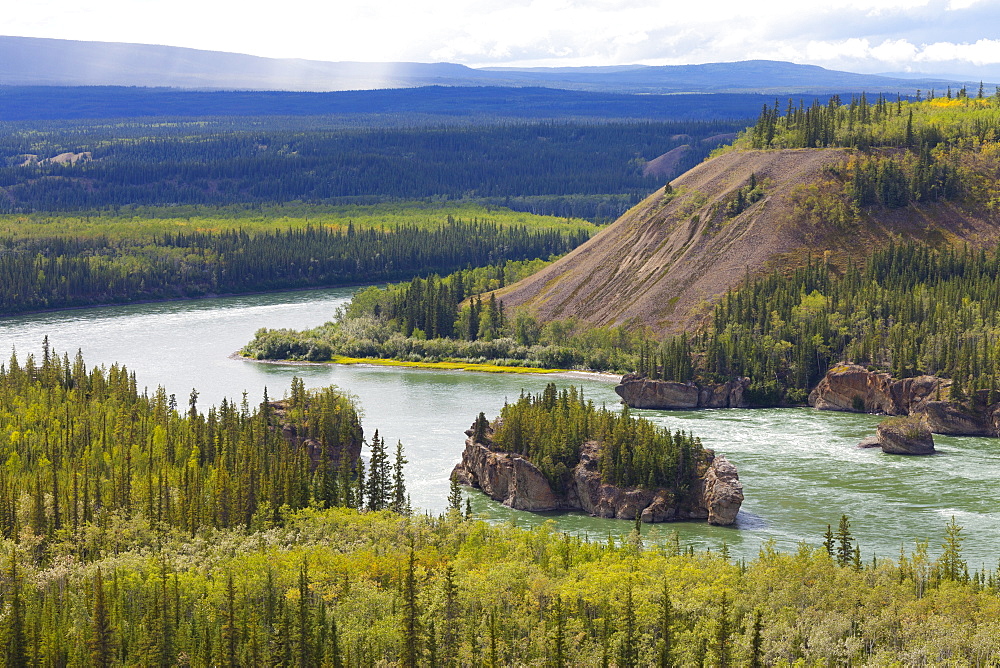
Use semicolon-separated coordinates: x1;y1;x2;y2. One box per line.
744;92;1000;210
0;500;996;665
0;218;587;315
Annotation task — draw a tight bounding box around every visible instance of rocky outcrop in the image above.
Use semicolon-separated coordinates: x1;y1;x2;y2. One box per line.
615;374;750;410
856;435;881;449
698;455;744;525
876;416;935;455
809;363;1000;437
453;425;743;525
268;400;362;470
455;440;570;511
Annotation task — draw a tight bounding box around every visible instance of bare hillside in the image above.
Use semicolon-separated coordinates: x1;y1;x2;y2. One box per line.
498;148;1000;335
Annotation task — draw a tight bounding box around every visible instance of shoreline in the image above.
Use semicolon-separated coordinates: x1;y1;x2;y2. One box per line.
0;283;370;320
235;352;622;382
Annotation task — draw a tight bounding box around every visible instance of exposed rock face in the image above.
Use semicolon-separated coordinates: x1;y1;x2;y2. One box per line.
269;400;362;470
809;363;1000;437
456;440;569;511
698;455;744;525
615;374;750;410
877;417;935;455
856;435;881;449
453;425;743;525
916;401;996;436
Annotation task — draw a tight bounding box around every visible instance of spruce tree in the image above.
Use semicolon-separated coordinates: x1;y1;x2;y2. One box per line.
447;475;463;515
400;548;420;668
658;584;673;668
748;609;764;668
90;567;114;668
5;551;26;668
836;515;854;567
391;440;408;514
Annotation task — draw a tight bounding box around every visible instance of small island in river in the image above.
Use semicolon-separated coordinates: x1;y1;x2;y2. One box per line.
453;384;743;525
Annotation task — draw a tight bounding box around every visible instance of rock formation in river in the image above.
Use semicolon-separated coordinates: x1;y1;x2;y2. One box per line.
614;373;750;410
809;362;1000;437
876;416;935;455
452;423;743;525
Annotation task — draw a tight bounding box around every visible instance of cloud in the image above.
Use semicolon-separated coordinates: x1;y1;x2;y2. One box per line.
3;0;999;79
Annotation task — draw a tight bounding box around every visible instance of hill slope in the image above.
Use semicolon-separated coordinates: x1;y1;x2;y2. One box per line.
497;148;1000;335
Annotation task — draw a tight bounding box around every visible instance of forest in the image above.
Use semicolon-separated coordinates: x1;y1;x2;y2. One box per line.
0;118;744;220
241;260;646;371
0;343;387;541
0;212;588;316
740;89;1000;211
485;383;706;494
1;347;999;665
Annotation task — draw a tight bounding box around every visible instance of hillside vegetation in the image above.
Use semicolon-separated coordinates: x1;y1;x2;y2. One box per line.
498;91;1000;336
243;93;1000;399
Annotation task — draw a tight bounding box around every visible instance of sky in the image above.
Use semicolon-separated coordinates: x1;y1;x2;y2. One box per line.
6;0;1000;78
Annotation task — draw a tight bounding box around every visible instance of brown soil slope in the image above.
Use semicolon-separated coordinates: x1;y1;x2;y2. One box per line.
498;148;1000;336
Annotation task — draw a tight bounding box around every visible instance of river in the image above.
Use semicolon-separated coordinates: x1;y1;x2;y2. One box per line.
2;288;998;565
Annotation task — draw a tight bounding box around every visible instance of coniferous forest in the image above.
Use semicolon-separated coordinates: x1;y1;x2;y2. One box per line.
0;216;587;315
0;119;743;220
488;384;706;494
1;349;1000;665
8;88;1000;665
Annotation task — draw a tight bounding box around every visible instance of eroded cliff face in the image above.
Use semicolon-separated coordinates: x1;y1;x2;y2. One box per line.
615;374;750;410
452;427;743;525
809;363;1000;437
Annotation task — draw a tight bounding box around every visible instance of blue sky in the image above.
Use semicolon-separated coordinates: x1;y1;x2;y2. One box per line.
7;0;1000;78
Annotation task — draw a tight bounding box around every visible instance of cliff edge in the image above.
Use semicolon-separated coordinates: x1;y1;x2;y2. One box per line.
452;424;743;526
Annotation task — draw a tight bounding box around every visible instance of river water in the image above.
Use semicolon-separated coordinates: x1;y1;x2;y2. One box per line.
2;289;998;565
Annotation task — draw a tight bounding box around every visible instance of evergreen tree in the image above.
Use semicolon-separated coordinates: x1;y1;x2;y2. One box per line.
391;440;409;515
836;515;854;567
447;474;463;515
658;583;673;668
941;516;967;581
366;431;390;511
90;568;114;668
400;548;420;668
4;551;26;668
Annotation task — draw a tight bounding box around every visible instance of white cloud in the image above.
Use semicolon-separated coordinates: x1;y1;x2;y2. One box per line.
917;39;1000;65
2;0;998;78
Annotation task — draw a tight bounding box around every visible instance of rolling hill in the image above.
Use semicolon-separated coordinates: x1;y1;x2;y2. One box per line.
496;146;1000;336
0;35;981;95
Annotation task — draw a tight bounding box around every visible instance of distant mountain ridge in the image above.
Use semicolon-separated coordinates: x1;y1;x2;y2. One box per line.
0;35;984;94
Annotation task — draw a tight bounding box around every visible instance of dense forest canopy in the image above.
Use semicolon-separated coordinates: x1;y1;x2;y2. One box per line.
0;211;589;316
487;384;707;494
0;344;382;542
0;118;745;220
641;243;1000;405
0;86;781;122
